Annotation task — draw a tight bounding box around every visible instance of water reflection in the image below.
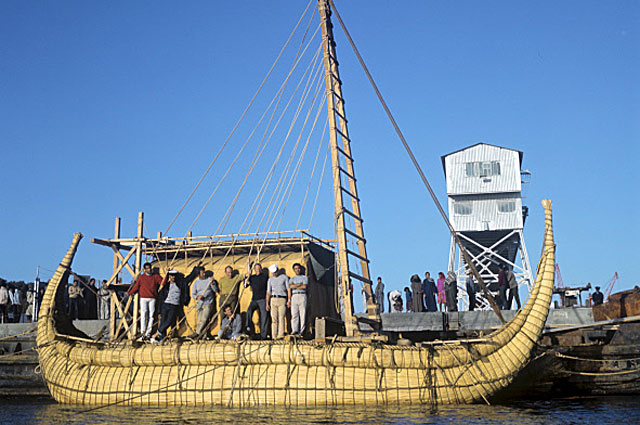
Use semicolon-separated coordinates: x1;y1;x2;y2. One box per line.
3;396;640;425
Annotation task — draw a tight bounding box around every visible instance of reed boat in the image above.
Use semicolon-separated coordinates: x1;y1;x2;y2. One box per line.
37;0;557;406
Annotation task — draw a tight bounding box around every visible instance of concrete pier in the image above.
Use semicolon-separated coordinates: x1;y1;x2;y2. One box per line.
358;307;594;332
0;320;108;397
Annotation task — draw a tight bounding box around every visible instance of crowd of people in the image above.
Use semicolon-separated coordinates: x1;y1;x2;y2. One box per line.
0;279;45;323
1;265;611;333
122;261;309;343
372;266;525;314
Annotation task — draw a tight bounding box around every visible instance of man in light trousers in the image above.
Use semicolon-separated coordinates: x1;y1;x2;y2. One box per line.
191;267;218;337
288;263;308;337
266;264;289;339
127;262;163;341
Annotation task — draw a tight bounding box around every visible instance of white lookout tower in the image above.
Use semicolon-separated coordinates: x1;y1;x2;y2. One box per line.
442;143;533;309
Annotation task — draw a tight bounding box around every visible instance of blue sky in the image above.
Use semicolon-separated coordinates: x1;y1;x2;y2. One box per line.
1;1;638;304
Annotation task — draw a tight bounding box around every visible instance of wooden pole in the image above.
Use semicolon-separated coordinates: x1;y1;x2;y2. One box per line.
131;212;144;341
317;0;380;335
110;217;120;340
318;0;356;336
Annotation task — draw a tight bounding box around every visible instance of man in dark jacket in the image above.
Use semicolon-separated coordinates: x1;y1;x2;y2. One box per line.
152;267;199;343
497;265;509;310
244;263;270;339
465;271;477;311
592;286;604;306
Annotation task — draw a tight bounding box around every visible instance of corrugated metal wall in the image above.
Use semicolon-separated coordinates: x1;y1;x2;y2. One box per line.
444;144;524;232
447;194;523;231
444;144;521;195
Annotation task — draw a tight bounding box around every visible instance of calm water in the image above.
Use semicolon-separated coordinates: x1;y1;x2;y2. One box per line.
2;396;640;425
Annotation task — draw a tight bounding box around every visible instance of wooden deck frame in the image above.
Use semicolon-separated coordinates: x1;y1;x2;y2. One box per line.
92;214;335;343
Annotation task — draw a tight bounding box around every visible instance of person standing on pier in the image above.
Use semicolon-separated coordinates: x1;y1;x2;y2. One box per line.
25;288;34;322
128;262;163;341
423;272;437;312
592;286;604;306
388;289;403;313
497;265;509;310
410;274;424;312
9;287;22;323
436;272;446;312
445;271;458;312
466;271;477;311
0;282;8;323
375;276;385;313
506;268;521;310
404;287;413;312
422;272;438;312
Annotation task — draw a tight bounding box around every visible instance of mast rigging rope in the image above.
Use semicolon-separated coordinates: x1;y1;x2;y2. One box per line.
162;0;316;236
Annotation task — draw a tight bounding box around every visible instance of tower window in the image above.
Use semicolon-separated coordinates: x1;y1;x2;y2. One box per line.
497;200;516;213
465;161;501;178
454;202;473;215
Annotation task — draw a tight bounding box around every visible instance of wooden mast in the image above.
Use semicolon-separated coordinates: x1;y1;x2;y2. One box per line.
318;0;379;336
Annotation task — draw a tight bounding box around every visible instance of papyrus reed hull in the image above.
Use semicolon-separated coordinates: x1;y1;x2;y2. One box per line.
36;201;555;406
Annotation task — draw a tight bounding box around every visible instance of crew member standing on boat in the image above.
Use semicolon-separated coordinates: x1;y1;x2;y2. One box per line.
375;276;385;313
218;266;242;316
266;264;289;339
191;267;218;337
68;280;83;320
592;286;604;306
152;267;198;343
244;263;269;340
288;263;308;337
98;280;110;320
128;262;163;341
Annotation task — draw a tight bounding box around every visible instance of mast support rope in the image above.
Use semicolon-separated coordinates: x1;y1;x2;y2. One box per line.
163;0;316;236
